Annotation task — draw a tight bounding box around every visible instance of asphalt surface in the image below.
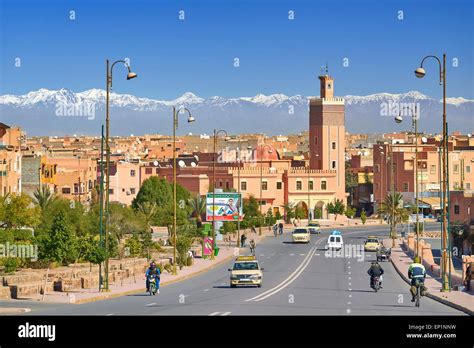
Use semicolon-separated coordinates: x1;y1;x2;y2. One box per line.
1;223;464;316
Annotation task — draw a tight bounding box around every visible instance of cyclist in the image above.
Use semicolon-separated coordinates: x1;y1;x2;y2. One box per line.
249;239;256;256
408;256;427;302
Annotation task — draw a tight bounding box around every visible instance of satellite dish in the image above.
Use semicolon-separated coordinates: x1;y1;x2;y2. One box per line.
178;160;186;167
130;133;134;137
117;149;122;154
421;137;428;144
153;161;159;166
194;155;199;161
190;162;197;167
468;134;472;138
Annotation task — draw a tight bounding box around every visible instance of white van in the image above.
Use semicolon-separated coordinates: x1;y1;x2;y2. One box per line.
327;232;343;250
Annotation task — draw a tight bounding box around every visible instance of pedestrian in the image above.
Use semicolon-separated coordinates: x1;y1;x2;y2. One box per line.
251;225;257;234
273;224;278;237
464;262;472;291
279;222;284;235
241;233;247;248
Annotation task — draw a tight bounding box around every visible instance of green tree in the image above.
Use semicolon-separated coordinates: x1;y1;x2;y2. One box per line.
326;199;345;221
37;210;78;266
345;161;358;206
314;207;322;219
377;192;409;247
361;209;367;224
345;206;356;219
132;177;172;209
283;202;295;223
0;193;40;229
188;194;206;227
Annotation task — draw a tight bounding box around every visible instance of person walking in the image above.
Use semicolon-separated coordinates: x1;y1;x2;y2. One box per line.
278;222;284;235
241;233;247;248
464;262;472;292
273;224;278;237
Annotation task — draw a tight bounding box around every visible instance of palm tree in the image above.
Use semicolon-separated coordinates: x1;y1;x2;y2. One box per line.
283;202;296;223
136;201;158;231
188;194;206;227
33;186;56;213
377;192;409;247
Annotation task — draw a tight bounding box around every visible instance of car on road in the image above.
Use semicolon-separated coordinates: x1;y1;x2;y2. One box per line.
228;256;263;288
364;236;381;252
327;230;343;250
307;220;321;234
292;227;311;243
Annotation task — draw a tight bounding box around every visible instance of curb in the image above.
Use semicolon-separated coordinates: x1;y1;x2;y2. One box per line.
0;308;31;315
389;253;473;315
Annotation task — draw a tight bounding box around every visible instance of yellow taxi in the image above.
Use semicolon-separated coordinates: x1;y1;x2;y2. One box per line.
364;236;381;252
228;256;263;288
292;227;311;243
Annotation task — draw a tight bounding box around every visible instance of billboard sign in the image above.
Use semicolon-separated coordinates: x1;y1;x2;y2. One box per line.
206;192;243;221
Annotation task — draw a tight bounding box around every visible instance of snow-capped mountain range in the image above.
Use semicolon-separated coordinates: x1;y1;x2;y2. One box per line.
0;88;472;136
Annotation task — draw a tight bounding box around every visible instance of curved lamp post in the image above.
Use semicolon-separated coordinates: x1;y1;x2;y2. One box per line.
211;129;229;260
103;59;137;291
414;54;450;291
172;107;195;274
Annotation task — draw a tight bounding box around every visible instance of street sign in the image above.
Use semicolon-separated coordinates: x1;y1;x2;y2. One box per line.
206;192;243;221
409;214;424;223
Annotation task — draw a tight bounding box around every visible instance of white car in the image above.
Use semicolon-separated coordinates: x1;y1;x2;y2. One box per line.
327;234;343;250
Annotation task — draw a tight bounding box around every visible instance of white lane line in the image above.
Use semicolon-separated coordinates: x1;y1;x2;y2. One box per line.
346;309;351;314
348;277;352;280
348;283;352;286
348;288;352;291
348;272;351;275
245;244;319;302
347;302;352;305
209;311;231;316
289;254;295;256
106;313;114;316
221;312;231;316
208;312;221;316
299;253;305;256
145;302;156;307
203;289;210;292
314;253;321;256
348;294;352;298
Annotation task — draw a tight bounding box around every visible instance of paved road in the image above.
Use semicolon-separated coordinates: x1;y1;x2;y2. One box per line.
3;223;463;316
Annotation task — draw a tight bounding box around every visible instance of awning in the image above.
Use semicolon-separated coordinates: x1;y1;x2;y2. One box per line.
418;197;441;210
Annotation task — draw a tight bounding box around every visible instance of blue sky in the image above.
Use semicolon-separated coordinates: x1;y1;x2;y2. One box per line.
1;0;473;99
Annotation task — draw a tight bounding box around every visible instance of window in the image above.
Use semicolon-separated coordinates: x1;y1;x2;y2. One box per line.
321;180;327;190
145;168;152;174
130;188;136;194
276;182;282;190
296;181;302;190
454;204;460;214
314;137;318;145
454;164;459;174
375;164;380;173
156;168;159;174
226;181;230;190
219;181;223;187
309;181;314;190
403;182;409;192
262;181;268;190
466;183;471;190
259;201;266;206
331;161;336;169
466;165;471;173
332;142;336;150
109;188;114;194
62;187;71;194
241;181;247;191
130;170;136;177
430;165;436;174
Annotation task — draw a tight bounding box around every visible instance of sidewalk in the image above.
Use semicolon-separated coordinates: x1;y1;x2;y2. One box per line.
0;227;275;306
385;239;474;315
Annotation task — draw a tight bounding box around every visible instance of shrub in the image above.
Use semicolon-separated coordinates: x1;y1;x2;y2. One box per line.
2;257;18;274
163;263;173;273
361;210;367;225
186;256;193;266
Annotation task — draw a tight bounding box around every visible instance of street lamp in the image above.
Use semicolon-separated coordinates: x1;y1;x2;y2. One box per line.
211;129;229;260
414;54;450;291
259;144;273;235
172;106;195;275
396;105;420;257
103;59;137;291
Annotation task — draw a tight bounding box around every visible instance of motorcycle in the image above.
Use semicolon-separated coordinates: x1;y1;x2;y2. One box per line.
148;274;159;296
371;276;381;292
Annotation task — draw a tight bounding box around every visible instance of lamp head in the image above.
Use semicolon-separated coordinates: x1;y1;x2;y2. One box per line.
127;72;137;80
187;115;195;123
414;67;426;78
394;115;403;124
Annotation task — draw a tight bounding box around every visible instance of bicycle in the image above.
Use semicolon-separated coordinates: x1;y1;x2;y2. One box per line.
249;241;256;256
414;279;422;307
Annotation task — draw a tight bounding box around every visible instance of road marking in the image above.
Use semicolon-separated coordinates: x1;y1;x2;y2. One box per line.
314;253;321;256
346;309;351;314
260;254;265;256
348;277;352;280
348;294;352;298
145;302;156;307
106;313;114;316
348;272;351;275
203;289;210;292
299;253;305;256
209;311;231;316
289;253;295;256
347;302;352;305
245;238;325;303
348;283;352;286
348;288;352;291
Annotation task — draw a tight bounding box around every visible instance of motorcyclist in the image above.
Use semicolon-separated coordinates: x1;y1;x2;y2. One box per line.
367;260;384;289
408;256;427;302
145;261;161;293
249;239;256;255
